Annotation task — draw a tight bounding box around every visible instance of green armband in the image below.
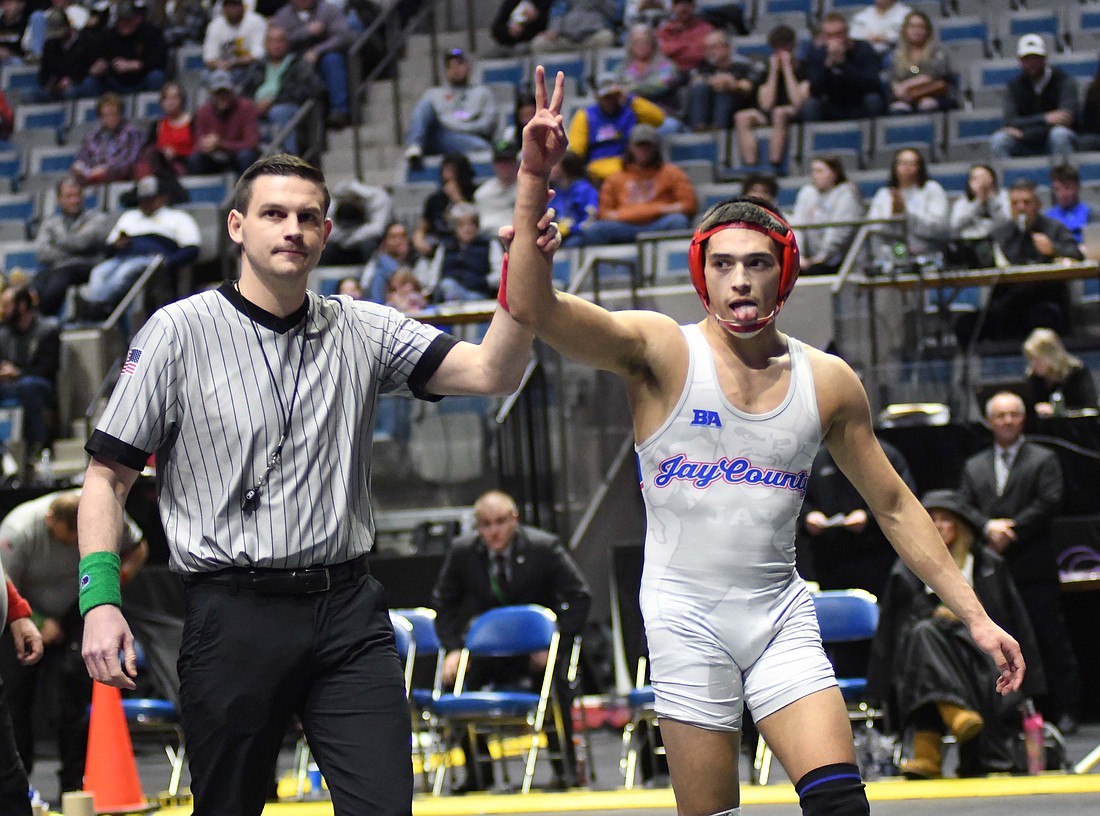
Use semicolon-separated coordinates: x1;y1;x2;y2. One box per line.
78;552;122;617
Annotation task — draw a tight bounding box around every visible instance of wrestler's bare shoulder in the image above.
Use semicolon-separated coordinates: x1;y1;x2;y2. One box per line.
801;343;868;418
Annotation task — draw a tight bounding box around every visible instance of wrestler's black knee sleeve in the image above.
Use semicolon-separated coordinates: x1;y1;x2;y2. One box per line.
795;762;869;816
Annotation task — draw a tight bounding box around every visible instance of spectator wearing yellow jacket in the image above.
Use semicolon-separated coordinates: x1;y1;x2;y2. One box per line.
567;72;666;182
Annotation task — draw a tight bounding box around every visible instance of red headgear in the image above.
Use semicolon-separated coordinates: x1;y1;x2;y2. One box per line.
688;202;800;334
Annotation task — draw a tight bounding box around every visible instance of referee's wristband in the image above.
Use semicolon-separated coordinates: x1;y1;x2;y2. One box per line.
78;552;122;617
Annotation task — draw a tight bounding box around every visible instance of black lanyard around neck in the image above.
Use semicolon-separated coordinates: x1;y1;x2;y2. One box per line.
237;284;310;513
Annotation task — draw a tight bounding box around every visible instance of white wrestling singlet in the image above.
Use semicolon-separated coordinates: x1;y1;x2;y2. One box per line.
636;325;837;730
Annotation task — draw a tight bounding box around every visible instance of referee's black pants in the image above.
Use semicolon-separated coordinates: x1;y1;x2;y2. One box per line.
178;572;413;816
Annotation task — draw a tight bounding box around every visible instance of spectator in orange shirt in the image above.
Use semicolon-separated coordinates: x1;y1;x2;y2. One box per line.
574;123;696;245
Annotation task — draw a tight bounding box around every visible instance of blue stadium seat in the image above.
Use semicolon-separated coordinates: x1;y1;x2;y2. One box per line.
530;51;588;95
847;168;890;203
666;132;722;167
0;192;33;241
0;63;39;100
969;59;1020;106
0;242;40;273
997;10;1062;54
927;161;978;196
942;107;1003;162
132;90;164;121
735;35;771;63
652;240;691;284
777;176;803;211
473;56;526;88
173;44;204;77
0;150;20;191
403;153;442;185
13;102;68;146
800;120;869;173
0;192;35;222
1051;53;1097;82
1002;157;1054;190
24;144;80;178
938;16;991;64
1065;5;1100;53
592;47;625;78
872;114;942;167
755;0;814;29
696;182;742;213
1076;152;1100;187
180;173;233;207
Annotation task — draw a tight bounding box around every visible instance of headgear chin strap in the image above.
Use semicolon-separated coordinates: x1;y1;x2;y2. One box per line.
688;210;800;335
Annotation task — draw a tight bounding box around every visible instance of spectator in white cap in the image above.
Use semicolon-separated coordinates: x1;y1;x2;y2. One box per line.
990;34;1078;161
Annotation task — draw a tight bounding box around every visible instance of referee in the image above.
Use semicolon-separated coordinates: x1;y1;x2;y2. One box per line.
74;90;566;816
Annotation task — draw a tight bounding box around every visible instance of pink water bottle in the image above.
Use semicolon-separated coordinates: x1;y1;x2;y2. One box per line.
1022;698;1045;775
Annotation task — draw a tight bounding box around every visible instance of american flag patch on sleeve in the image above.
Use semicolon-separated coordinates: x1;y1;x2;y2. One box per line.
121;348;142;376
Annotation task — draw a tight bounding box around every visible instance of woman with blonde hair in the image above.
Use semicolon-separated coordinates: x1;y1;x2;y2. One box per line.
888;11;955;114
1022;327;1098;417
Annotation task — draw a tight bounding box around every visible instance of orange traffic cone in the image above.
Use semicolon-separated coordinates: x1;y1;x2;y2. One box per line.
84;681;148;813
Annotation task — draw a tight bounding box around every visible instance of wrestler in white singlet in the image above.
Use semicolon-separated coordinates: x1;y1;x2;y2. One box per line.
636;325;837;730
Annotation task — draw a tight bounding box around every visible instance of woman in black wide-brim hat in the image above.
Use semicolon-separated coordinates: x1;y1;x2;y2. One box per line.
867;489;1047;778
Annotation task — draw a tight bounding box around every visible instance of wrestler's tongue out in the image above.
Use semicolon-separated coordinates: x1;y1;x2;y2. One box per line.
731;302;758;322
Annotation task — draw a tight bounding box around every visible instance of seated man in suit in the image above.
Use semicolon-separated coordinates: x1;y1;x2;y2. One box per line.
431;490;591;792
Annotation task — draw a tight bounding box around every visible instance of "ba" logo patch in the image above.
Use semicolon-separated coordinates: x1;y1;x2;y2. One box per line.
690;409;722;428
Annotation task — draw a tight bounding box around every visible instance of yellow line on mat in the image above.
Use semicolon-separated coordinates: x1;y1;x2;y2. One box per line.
153;771;1100;815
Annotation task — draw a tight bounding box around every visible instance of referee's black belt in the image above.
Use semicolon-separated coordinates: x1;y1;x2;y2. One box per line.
185;554;370;595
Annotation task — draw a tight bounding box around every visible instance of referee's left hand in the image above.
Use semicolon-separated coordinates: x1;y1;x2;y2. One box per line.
499;203;561;257
82;605;138;690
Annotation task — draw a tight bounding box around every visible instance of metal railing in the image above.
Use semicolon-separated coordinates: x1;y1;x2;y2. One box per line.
345;0;442;178
101;255;165;333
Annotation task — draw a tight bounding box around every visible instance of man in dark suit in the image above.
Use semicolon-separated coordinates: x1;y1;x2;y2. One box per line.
959;390;1081;734
431;490;591;791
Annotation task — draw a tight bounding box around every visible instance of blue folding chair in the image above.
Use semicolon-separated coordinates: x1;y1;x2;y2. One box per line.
754;589;882;784
391;606;445;790
812;589;881;706
427;604;563;795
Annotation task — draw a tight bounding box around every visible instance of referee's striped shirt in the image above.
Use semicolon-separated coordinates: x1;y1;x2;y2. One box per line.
86;282;456;574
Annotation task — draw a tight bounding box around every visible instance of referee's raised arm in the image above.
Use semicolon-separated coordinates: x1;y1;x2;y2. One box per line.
77;455;142;690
